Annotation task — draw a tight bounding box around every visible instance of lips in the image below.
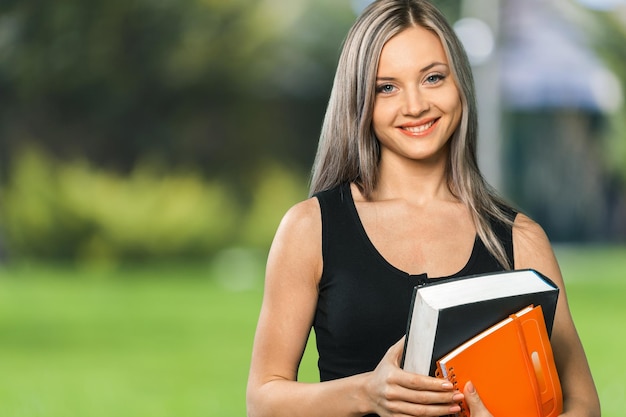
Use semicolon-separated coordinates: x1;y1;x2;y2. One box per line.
399;118;439;136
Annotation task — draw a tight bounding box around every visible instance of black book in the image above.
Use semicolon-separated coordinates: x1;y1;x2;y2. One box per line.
401;269;559;376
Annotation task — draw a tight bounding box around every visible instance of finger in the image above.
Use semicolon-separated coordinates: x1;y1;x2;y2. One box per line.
392;384;464;405
400;371;456;393
378;370;462;405
391;338;455;393
380;393;463;416
464;381;491;417
388;336;406;363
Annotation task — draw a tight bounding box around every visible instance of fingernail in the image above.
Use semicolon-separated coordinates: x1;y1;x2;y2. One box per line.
453;393;464;402
466;381;475;394
442;382;453;389
449;405;461;413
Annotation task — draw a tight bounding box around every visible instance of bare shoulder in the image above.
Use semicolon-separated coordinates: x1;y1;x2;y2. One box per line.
512;213;563;285
512;212;550;249
267;196;323;285
274;197;321;241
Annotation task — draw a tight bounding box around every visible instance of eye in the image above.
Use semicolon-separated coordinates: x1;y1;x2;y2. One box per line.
376;84;396;94
425;73;445;85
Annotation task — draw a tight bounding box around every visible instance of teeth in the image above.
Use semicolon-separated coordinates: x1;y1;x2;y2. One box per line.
404;120;435;133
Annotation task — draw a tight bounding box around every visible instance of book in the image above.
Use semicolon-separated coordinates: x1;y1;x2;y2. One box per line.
401;269;559;376
436;305;562;417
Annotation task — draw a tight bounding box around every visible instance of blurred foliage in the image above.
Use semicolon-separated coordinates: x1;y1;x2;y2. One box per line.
550;3;626;185
581;8;626;183
0;0;466;262
239;162;309;248
0;0;345;262
0;0;355;186
0;0;624;262
0;148;306;264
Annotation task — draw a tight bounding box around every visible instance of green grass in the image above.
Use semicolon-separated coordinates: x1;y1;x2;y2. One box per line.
0;245;624;417
0;262;263;417
554;246;626;417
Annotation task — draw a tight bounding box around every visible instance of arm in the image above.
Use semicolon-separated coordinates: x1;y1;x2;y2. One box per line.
513;214;601;417
246;198;461;417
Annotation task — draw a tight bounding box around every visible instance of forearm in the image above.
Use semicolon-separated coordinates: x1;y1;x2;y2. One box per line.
247;372;372;417
558;357;601;417
559;397;601;417
554;325;601;417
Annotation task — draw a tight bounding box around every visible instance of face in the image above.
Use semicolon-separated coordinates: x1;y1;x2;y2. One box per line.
372;25;462;166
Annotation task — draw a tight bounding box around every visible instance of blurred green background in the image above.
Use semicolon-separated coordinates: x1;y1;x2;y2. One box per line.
0;0;625;416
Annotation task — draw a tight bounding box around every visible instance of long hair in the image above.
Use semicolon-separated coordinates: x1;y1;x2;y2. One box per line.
309;0;513;269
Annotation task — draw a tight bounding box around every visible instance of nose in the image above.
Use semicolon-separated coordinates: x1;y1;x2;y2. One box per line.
402;88;429;116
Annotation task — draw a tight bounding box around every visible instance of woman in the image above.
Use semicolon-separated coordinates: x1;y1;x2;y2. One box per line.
246;1;601;416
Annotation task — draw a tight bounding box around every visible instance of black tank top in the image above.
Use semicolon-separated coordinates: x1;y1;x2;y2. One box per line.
313;182;516;382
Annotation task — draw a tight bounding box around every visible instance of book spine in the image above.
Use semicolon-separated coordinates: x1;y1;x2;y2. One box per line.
435;366;466;417
400;286;419;369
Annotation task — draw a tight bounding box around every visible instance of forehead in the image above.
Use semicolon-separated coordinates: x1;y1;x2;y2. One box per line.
377;26;448;72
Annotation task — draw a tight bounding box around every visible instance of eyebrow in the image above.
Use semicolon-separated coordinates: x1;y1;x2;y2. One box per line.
421;62;448;72
376;62;449;81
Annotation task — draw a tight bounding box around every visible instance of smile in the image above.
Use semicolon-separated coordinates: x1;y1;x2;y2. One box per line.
399;118;439;136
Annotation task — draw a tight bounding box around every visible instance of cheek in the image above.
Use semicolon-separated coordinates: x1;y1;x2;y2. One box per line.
372;102;391;131
443;93;463;127
451;99;462;125
441;87;462;113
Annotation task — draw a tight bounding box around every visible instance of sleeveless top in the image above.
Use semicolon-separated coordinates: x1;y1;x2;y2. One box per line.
313;182;516;382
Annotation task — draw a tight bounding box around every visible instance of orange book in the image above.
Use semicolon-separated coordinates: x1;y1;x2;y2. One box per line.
436;305;562;417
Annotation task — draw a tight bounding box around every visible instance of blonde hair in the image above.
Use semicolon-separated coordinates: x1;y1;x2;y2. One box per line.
309;0;514;268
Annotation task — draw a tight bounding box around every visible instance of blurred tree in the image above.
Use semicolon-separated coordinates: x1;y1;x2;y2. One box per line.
573;3;626;237
0;0;355;196
0;0;473;261
582;7;626;181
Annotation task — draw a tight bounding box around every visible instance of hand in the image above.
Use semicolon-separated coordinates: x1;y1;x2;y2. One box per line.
365;338;464;417
464;381;494;417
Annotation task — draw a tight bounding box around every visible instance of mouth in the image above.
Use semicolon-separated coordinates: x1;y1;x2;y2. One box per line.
399;118;439;136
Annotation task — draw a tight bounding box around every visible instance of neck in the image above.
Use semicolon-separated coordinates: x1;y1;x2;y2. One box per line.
371;155;454;205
